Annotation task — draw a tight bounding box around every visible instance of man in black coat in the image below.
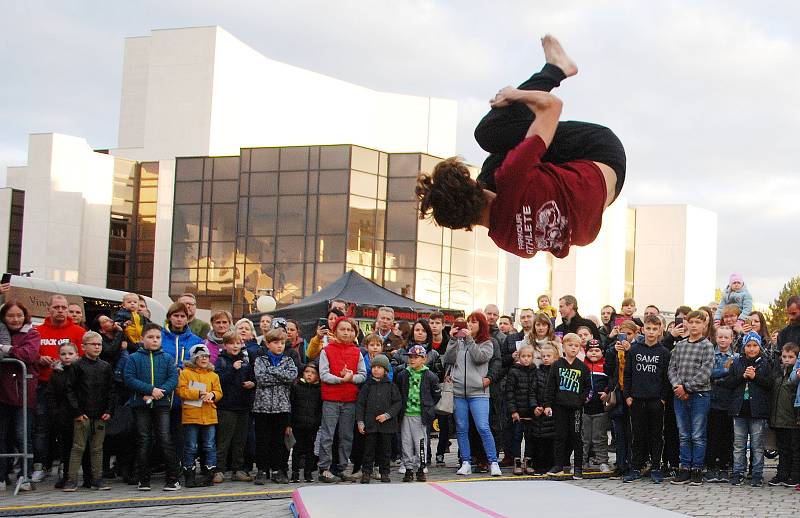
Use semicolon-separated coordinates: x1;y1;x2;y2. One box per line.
555;295;600;340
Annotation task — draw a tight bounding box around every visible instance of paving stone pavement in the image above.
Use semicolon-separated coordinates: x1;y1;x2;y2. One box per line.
3;440;795;518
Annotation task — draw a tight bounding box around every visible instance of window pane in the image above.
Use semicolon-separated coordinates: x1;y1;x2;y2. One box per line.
278;195;307;235
172;242;199;268
387;177;416;201
249;172;278;196
388;154;420;177
238;199;248;236
348;196;376;265
451;229;475;250
416;269;442;307
450;248;474;277
280;147;309;171
376;200;386;239
246;236;274;264
378;176;387;200
309;147;320;169
209;241;235;266
378;152;388;176
320;146;350;170
416;242;442;271
241;149;251;172
317;195;347;234
417;217;442;244
275;236;305;263
308;171;319;194
279;171;308;195
213;157;239;180
176;158;203;181
385;201;416;240
351;147;378;174
318;170;349;194
317;235;346;263
350;171;378;198
384;268;415;298
306;196;318;235
314;263;344;292
210;203;237;240
212;180;238;203
250;148;279;171
385;241;416;269
173;205;201;242
274;263;303;304
248;196;277;235
174;182;202;204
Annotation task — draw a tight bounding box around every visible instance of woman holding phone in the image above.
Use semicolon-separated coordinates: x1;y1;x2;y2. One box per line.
443;312;500;477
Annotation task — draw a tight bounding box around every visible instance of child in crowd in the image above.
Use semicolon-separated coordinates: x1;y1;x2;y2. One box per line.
62;332;115;492
667;310;714;486
123;323;181;491
723;332;772;487
606;320;637;478
47;343;79;489
714;273;753;324
289;363;322;483
543;333;590;478
531;343;559;474
705;326;737;483
252;329;298;484
205;310;232;364
318;317;366;483
617;298;644;328
528;313;556;366
582;339;611;474
505;344;538;475
214;330;255;483
396;345;441;482
361;333;392;381
622;316;671;484
114;292;151;347
176;344;222;488
769;342;800;487
356;354;401;484
537;295;557;321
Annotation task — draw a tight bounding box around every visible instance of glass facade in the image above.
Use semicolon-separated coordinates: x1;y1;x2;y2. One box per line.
107;159;158;296
170;145;499;316
6;189;24;275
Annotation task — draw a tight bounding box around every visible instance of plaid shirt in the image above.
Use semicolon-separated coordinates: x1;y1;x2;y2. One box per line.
667;337;714;393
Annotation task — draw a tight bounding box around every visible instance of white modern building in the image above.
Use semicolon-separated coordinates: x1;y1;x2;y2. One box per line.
1;26;718;317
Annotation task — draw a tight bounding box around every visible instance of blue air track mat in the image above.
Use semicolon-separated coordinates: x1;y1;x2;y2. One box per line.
291;480;689;518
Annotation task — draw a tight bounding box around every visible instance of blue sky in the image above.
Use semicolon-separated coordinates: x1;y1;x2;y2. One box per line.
2;0;798;305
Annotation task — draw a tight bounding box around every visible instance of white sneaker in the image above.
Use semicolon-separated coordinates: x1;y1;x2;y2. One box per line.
398;466;406;474
599;463;610;473
423;467;428;473
490;462;502;477
18;480;32;491
456;462;472;476
0;481;6;491
31;470;46;483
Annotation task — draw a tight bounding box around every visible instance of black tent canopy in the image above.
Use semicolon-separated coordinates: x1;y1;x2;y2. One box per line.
250;270;464;338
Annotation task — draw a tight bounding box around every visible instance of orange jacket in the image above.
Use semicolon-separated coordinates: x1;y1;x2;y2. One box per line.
176;365;222;425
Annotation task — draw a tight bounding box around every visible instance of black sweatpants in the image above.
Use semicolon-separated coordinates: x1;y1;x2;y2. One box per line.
291;426;319;476
775;428;800;480
662;397;680;470
630;398;665;471
553;405;583;470
531;436;554;473
361;432;392;475
474;63;626;198
705;408;733;470
254;412;290;474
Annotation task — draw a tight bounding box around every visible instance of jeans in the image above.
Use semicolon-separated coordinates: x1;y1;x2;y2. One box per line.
733;417;767;478
133;407;179;481
183;424;217;470
0;403;33;480
629;399;664;470
673;392;711;469
473;64;626;197
68;418;106;482
33;383;54;467
454;397;497;464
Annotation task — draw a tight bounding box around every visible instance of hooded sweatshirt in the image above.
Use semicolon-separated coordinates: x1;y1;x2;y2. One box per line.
161;324;204;369
543;356;591;410
442;335;494;398
37;317;86;382
623;339;671;401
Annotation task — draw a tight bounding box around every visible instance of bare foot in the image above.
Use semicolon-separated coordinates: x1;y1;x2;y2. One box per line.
541;34;578;77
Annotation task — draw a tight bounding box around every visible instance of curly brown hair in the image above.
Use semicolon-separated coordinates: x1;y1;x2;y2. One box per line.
416;157;487;231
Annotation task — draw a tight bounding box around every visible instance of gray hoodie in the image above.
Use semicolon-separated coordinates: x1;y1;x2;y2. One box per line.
443;335;494;398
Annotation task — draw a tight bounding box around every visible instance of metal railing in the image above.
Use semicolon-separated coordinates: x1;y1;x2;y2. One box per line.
0;357;33;495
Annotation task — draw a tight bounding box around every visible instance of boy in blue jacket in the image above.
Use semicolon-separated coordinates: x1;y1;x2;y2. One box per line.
124;323;181;491
723;332;772;487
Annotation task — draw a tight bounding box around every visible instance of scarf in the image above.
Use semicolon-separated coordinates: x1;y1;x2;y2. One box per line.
266;350;285;367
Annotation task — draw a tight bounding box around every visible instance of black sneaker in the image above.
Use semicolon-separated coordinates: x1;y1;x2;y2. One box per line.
360;472;371;484
54;477;66;489
380;473;391;483
318;470;338;483
785;478;799;487
416;469;427;482
751;476;763;488
572;467;583;480
703;469;718;483
304;472;315;483
91;479;111;490
254;470;268;485
163;479;181;491
608;468;624;480
769;474;789;487
731;473;744;486
435;454;445;465
670;468;691;485
62;479;78;492
272;471;289;484
138;478;151;491
402;471;414;482
290;471;300;483
717;469;730;483
689;469;703;486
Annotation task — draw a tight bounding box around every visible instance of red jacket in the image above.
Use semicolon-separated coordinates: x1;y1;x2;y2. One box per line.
321;341;361;403
37;318;86;382
0;325;41;408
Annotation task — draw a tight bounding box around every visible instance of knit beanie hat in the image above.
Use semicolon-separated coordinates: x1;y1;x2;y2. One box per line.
189;344;211;360
729;273;744;285
742;331;761;348
332;316;354;334
371;354;390;371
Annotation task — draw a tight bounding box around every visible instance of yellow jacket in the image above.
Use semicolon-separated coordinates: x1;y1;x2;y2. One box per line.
176;365;222;425
306;331;334;361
